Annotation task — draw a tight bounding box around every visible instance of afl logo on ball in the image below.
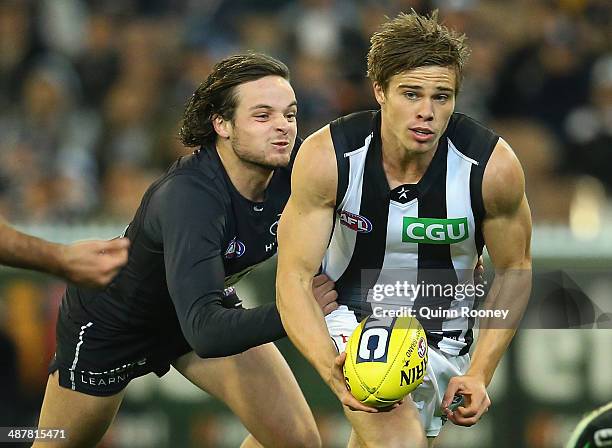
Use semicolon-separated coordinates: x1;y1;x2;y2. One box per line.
417;337;427;358
224;237;246;259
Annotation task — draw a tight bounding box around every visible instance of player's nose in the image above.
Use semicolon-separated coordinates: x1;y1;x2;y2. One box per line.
274;115;292;134
416;99;434;121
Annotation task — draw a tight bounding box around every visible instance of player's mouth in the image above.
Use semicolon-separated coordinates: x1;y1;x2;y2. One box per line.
271;140;291;150
410;127;435;143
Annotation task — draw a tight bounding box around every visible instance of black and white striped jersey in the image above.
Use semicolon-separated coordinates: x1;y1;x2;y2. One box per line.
322;110;499;355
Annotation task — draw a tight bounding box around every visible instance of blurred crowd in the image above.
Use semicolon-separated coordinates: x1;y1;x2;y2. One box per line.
0;0;610;225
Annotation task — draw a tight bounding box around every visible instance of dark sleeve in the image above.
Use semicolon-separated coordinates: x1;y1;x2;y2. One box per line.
149;174;286;358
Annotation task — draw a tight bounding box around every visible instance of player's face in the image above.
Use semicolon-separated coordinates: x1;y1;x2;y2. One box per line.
374;66;456;154
228;76;297;169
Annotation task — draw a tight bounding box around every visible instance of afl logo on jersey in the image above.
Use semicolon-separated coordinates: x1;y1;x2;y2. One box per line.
339;210;373;233
224;237;246;259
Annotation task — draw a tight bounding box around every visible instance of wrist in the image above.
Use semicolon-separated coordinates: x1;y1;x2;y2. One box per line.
466;367;490;386
52;243;69;278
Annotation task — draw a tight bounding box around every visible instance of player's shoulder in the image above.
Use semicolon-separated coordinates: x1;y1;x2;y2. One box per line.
292;125;337;205
445;112;500;165
149;149;231;208
482;138;525;216
330;110;378;155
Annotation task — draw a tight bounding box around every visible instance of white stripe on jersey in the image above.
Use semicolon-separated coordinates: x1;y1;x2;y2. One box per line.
322;134;372;281
441;139;479;353
323;137;480;356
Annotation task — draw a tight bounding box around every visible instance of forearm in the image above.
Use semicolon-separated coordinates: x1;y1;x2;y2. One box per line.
0;220;64;275
277;272;337;383
468;267;532;385
183;297;286;358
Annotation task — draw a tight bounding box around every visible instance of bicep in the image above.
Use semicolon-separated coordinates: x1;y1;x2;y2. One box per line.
277;195;334;277
482;195;532;269
482;139;532;269
277;127;337;278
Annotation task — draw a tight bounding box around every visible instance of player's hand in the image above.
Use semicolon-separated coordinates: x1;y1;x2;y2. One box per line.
441;375;490;426
60;238;130;288
312;274;338;315
329;352;379;413
474;255;485;286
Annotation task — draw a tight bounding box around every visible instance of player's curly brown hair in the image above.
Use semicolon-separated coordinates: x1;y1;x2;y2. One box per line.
367;10;470;91
179;53;290;147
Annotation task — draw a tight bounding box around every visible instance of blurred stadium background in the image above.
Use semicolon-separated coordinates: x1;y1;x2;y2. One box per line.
0;0;610;446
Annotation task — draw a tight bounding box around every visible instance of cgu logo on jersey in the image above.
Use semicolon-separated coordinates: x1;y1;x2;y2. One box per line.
339;210;373;233
224;237;246;259
402;217;469;244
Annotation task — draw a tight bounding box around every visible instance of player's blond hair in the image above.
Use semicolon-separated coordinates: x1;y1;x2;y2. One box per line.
367;10;470;91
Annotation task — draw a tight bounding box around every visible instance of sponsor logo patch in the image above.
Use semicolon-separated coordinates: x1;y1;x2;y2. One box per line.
402;217;469;244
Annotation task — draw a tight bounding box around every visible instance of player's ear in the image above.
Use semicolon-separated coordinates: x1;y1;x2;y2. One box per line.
213;114;231;139
373;82;386;106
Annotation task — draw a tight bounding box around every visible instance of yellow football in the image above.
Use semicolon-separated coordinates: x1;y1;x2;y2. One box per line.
343;315;428;407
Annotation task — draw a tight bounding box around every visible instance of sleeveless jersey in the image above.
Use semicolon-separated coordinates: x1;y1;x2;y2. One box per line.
322;110;498;355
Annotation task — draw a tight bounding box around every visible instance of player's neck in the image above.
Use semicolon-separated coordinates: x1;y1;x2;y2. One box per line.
380;132;437;185
216;144;274;202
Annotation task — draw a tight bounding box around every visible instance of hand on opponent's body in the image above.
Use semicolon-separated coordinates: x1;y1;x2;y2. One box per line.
59;238;130;288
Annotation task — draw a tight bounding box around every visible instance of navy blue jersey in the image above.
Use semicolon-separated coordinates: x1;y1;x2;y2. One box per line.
61;142;298;358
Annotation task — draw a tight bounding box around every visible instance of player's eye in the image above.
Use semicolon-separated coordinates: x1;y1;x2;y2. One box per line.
404;91;418;100
435;94;451;102
254;113;269;120
285;112;297;121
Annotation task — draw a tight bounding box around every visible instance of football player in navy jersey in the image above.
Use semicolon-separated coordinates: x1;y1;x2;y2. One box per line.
34;53;334;448
0;218;129;288
277;11;532;448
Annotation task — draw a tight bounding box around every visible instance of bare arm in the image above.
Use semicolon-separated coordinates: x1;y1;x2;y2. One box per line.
276;126;376;412
443;138;532;425
0;218;129;288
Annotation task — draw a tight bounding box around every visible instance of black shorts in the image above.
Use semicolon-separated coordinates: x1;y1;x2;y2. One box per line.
49;310;192;397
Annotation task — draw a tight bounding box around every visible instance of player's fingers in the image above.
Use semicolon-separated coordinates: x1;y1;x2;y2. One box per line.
475;397;492;419
451;414;479;427
455;405;478;419
453;398;489;426
456;393;489;420
343;397;378;413
100;238;130;252
322;302;339;316
323;289;338;302
335;352;347;368
312;274;332;287
312;275;325;287
441;379;463;409
313;279;336;295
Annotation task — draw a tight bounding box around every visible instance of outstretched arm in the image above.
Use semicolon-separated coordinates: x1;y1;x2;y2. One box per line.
442;138;532;426
0;218;129;288
155;173;338;359
276;126;377;412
